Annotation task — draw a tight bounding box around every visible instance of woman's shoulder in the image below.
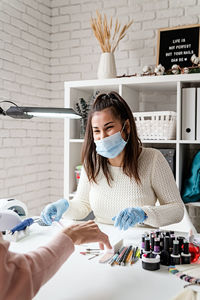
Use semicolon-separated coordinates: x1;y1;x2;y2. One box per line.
138;148;166;173
140;147;161;159
140;147;168;170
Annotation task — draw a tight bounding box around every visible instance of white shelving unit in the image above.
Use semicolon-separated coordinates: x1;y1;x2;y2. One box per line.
64;74;200;202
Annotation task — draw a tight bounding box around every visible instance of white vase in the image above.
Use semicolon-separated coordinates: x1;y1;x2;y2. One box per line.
97;52;117;79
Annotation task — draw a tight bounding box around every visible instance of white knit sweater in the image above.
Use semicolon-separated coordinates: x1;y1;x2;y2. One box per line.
65;147;184;227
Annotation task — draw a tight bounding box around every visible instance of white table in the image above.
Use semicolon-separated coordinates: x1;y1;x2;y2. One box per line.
9;219;188;300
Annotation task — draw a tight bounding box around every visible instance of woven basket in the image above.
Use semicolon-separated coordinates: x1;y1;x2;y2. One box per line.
133;111;176;140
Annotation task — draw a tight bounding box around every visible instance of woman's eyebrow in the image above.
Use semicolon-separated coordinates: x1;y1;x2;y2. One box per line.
104;121;114;127
92;121;114;129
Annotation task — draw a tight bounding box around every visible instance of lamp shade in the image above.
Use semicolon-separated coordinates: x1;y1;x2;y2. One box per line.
3;106;82;119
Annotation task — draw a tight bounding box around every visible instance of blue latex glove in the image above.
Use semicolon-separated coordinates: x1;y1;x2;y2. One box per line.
41;199;69;225
112;207;147;231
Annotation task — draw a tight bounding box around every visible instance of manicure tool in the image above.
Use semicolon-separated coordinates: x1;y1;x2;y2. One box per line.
10;217;48;234
88;254;100;260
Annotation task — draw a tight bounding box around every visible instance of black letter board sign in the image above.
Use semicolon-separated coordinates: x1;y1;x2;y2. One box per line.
157;24;200;70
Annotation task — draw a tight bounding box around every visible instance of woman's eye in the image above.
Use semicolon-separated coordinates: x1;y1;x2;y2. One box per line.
106;126;113;130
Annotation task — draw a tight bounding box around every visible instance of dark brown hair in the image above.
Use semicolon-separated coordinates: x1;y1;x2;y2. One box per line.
81;91;142;185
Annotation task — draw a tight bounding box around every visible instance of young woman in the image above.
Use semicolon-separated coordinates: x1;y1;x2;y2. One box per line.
41;92;184;230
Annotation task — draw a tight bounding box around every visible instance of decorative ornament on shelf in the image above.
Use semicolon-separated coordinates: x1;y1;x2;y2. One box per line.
166;54;200;75
191;54;200;65
183;67;189;74
75;91;100;139
117;54;200;78
75;98;89;139
171;64;180;75
142;65;153;75
154;64;165;75
90;11;133;79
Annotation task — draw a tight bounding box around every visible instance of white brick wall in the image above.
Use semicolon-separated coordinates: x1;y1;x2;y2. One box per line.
1;0;200;215
0;0;51;215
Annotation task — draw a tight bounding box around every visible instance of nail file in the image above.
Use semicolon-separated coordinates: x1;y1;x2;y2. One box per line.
114;239;124;253
99;239;123;263
99;252;114;263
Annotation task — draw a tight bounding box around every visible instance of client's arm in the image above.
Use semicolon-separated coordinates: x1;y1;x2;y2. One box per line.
0;221;111;300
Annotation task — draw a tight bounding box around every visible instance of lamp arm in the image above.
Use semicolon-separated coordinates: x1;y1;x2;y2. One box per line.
0;107;6;115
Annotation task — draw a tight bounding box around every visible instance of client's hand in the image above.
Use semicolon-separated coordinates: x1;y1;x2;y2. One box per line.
41;199;69;225
63;220;112;250
112;207;147;231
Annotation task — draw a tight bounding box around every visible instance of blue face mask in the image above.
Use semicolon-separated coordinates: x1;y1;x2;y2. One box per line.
94;124;128;159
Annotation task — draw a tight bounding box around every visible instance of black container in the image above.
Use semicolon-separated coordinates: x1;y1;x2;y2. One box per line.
170;240;180;265
142;252;160;271
181;253;191;264
181;241;191;264
160;236;171;266
170;255;181;265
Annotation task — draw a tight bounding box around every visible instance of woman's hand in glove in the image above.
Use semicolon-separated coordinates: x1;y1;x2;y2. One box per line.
112;207;147;230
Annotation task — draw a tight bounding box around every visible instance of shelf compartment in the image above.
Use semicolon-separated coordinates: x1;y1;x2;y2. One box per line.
180;140;200;144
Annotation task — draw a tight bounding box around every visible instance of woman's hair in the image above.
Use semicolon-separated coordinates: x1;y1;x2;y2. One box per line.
81;91;142;185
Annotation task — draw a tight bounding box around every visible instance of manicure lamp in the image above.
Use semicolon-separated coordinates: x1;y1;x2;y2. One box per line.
0;100;81;232
0;100;82;119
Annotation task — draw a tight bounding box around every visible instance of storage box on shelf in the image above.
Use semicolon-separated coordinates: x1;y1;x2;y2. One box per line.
133;111;176;140
64;74;200;231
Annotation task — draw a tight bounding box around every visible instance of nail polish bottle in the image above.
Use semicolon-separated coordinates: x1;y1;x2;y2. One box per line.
159;234;164;251
181;241;191;264
160;236;170;266
150;234;155;251
177;236;184;253
141;234;145;250
153;238;161;255
144;237;151;254
141;236;150;257
169;234;175;254
155;229;161;237
170;240;181;265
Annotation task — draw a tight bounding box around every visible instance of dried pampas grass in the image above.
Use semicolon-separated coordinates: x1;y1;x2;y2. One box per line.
91;11;133;53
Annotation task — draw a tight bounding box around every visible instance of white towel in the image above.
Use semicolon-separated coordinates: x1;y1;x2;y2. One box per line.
171;288;199;300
